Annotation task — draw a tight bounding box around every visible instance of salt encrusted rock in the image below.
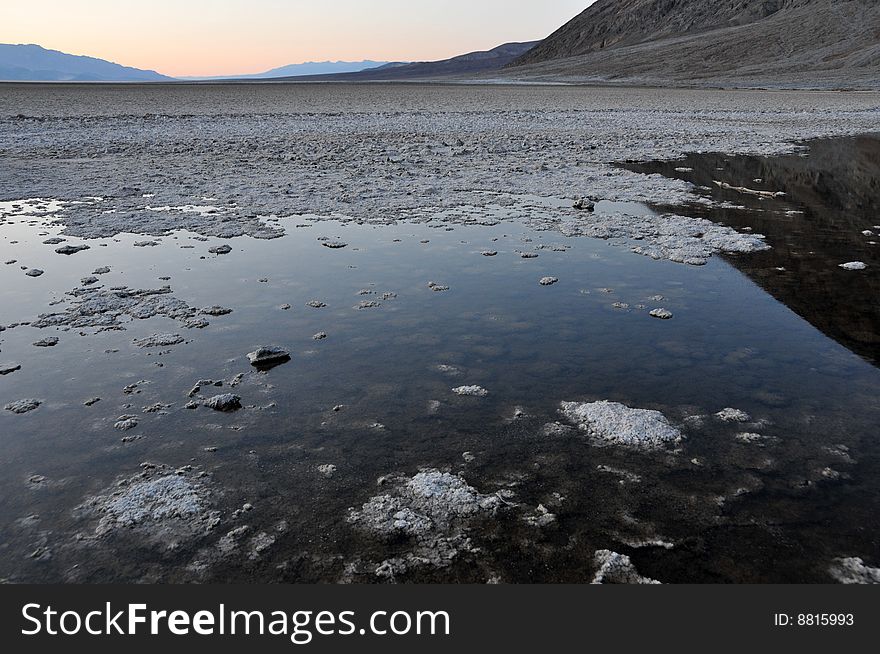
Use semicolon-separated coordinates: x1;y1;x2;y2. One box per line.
133;240;159;247
4;399;42;414
839;261;867;271
246;346;290;367
649;308;674;320
313;332;328;340
829;557;880;584
573;197;595;211
208;244;232;254
114;416;138;431
200;305;232;316
716;407;751;423
25;269;44;277
204;394;242;412
93;266;111;274
427;281;450;292
42;237;65;244
356;300;381;309
592;550;660;584
559;400;682;450
322;241;348;249
33;336;59;347
55;244;90;255
0;362;21;375
452;385;489;397
481;250;498;257
539;276;559;286
133;333;184;348
306;300;327;308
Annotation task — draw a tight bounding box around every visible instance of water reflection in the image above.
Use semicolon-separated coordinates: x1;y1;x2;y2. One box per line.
623;134;880;364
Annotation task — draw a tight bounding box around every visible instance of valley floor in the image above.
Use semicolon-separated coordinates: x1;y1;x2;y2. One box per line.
0;83;879;583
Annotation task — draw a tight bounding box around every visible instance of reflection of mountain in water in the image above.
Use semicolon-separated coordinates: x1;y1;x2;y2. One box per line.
624;134;880;365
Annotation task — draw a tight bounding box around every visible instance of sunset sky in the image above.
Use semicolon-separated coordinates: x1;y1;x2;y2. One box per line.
1;1;594;77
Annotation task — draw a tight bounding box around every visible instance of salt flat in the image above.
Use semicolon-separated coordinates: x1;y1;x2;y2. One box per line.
0;83;879;584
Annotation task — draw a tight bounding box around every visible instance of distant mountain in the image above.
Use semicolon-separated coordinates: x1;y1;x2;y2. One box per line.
183;60;391;81
255;60;389;78
506;0;880;89
284;42;539;81
0;43;172;81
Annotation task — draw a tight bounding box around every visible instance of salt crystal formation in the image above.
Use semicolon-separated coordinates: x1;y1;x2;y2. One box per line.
559;400;682;450
350;470;501;538
452;385;489;397
829;557;880;584
348;470;503;577
132;333;184;348
592;550;661;584
79;467;219;549
31;285;205;332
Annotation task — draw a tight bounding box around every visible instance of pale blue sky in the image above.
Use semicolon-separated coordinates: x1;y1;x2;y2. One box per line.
1;0;595;76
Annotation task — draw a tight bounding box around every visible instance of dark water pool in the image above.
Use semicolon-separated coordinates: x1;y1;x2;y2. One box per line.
1;151;879;583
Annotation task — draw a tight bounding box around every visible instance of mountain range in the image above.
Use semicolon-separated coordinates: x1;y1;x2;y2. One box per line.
0;41;536;83
4;1;879;88
183;60;390;80
505;0;880;89
0;44;171;81
281;42;539;81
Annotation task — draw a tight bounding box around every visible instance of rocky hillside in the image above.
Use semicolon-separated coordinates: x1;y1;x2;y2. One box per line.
284;42;539;81
508;0;880;89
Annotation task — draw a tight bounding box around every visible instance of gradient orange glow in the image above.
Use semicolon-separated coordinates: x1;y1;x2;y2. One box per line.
1;1;594;77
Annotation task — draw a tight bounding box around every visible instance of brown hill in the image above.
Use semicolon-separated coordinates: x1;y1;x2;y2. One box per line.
281;42;539;82
507;0;880;89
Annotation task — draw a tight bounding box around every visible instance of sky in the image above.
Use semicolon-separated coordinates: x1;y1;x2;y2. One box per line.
1;1;595;77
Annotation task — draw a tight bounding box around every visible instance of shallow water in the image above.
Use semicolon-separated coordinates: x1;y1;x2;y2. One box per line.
624;134;880;365
2;189;879;583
